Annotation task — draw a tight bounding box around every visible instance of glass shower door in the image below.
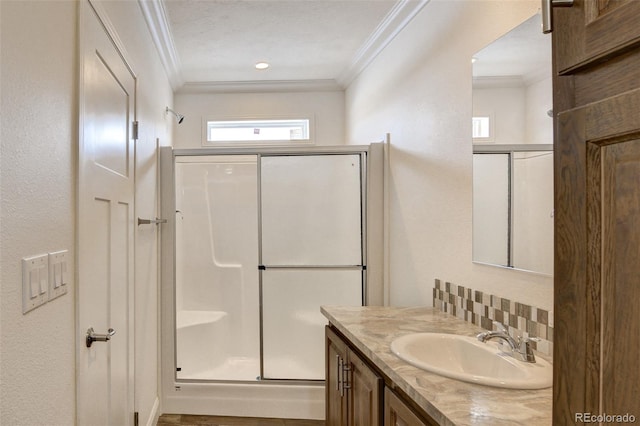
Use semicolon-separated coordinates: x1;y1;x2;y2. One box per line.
174;155;260;381
260;154;364;380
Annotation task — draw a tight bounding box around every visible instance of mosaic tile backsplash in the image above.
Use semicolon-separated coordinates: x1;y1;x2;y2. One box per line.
433;279;554;356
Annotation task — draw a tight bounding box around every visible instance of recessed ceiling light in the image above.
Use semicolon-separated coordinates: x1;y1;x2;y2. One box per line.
255;62;269;70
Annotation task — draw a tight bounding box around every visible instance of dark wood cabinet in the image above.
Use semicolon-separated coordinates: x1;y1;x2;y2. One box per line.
384;388;430;426
326;326;437;426
326;326;383;426
553;0;640;423
327;326;349;426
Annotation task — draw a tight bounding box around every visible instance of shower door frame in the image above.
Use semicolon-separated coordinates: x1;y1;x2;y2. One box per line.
160;144;382;391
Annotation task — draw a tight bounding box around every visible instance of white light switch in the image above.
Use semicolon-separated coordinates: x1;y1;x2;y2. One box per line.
22;254;49;314
29;269;39;298
53;263;62;288
48;250;69;301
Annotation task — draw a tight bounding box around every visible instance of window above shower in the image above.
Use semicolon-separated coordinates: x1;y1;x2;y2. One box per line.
203;117;313;146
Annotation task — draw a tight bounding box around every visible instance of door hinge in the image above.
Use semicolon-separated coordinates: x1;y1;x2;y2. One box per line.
134;411;139;426
132;120;139;140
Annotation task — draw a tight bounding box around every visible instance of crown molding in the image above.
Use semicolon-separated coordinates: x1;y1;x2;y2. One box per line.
177;79;343;94
140;0;428;92
337;0;431;88
138;0;184;90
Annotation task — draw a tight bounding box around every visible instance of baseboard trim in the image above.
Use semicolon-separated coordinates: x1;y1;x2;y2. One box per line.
145;397;161;426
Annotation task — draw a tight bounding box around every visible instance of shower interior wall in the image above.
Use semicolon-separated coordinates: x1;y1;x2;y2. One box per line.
174;155;261;381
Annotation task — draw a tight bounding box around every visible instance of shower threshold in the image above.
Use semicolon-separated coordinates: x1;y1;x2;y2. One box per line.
177;356;323;382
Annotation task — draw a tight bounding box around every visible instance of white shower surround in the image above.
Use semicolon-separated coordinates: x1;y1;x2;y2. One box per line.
161;145;383;419
164;152;326;418
174;156;261;381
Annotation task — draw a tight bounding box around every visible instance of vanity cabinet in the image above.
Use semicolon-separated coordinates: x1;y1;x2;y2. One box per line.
384;388;430;426
326;326;383;426
326;325;436;426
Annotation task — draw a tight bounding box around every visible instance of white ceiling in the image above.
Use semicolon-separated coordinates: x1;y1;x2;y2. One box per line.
141;0;429;92
472;14;551;85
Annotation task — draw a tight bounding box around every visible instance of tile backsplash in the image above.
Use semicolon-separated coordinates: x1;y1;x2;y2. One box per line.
433;279;554;356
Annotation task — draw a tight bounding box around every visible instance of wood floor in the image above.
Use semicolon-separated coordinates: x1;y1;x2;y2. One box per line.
157;414;325;426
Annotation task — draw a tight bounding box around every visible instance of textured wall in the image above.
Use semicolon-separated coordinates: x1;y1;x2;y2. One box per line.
0;1;172;424
345;0;553;310
1;2;77;424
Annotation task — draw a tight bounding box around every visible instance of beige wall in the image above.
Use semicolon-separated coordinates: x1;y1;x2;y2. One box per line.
0;1;172;424
345;0;553;310
174;90;346;148
1;2;77;424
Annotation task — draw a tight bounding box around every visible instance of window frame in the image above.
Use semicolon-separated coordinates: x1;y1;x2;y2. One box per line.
202;115;315;147
472;111;495;143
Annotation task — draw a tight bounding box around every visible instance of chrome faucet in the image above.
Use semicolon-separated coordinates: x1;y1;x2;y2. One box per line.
477;322;538;363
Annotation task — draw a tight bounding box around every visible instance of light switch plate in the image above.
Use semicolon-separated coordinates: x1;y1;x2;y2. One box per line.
22;254;49;314
48;250;69;301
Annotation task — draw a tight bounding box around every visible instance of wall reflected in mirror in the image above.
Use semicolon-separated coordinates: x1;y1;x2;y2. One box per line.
472;14;554;275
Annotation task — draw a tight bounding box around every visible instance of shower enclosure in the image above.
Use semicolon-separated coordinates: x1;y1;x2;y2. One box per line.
160;145;383;419
472;145;554;275
174;154;261;381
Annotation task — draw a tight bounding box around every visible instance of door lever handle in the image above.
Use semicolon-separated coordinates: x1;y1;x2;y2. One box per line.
86;327;116;347
137;217;167;226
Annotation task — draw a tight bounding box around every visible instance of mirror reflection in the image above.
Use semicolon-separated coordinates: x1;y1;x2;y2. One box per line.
472;14;553;275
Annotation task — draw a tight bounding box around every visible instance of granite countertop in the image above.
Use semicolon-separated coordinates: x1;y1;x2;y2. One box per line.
321;305;552;426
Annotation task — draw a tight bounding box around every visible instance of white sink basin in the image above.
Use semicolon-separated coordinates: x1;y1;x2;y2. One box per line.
390;333;552;389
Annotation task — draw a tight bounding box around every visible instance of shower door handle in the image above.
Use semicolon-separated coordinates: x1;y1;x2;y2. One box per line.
86;327;116;347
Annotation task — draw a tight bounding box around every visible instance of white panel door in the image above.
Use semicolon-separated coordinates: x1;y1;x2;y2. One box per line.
77;1;135;425
260;154;362;266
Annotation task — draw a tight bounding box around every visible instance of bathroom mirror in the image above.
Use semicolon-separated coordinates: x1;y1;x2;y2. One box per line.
472;14;553;275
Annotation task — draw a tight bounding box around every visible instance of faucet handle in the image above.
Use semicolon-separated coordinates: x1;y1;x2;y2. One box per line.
519;336;541;347
517;336;540;363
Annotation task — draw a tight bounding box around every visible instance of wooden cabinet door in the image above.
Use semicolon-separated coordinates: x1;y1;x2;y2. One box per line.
348;351;382;426
553;0;640;423
326;326;382;426
326;327;349;426
384;388;429;426
554;0;640;73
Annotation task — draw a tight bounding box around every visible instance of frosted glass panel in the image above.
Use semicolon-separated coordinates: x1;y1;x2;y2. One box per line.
262;269;362;380
473;154;509;266
260;155;362;266
174;156;260;381
512;152;553;275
